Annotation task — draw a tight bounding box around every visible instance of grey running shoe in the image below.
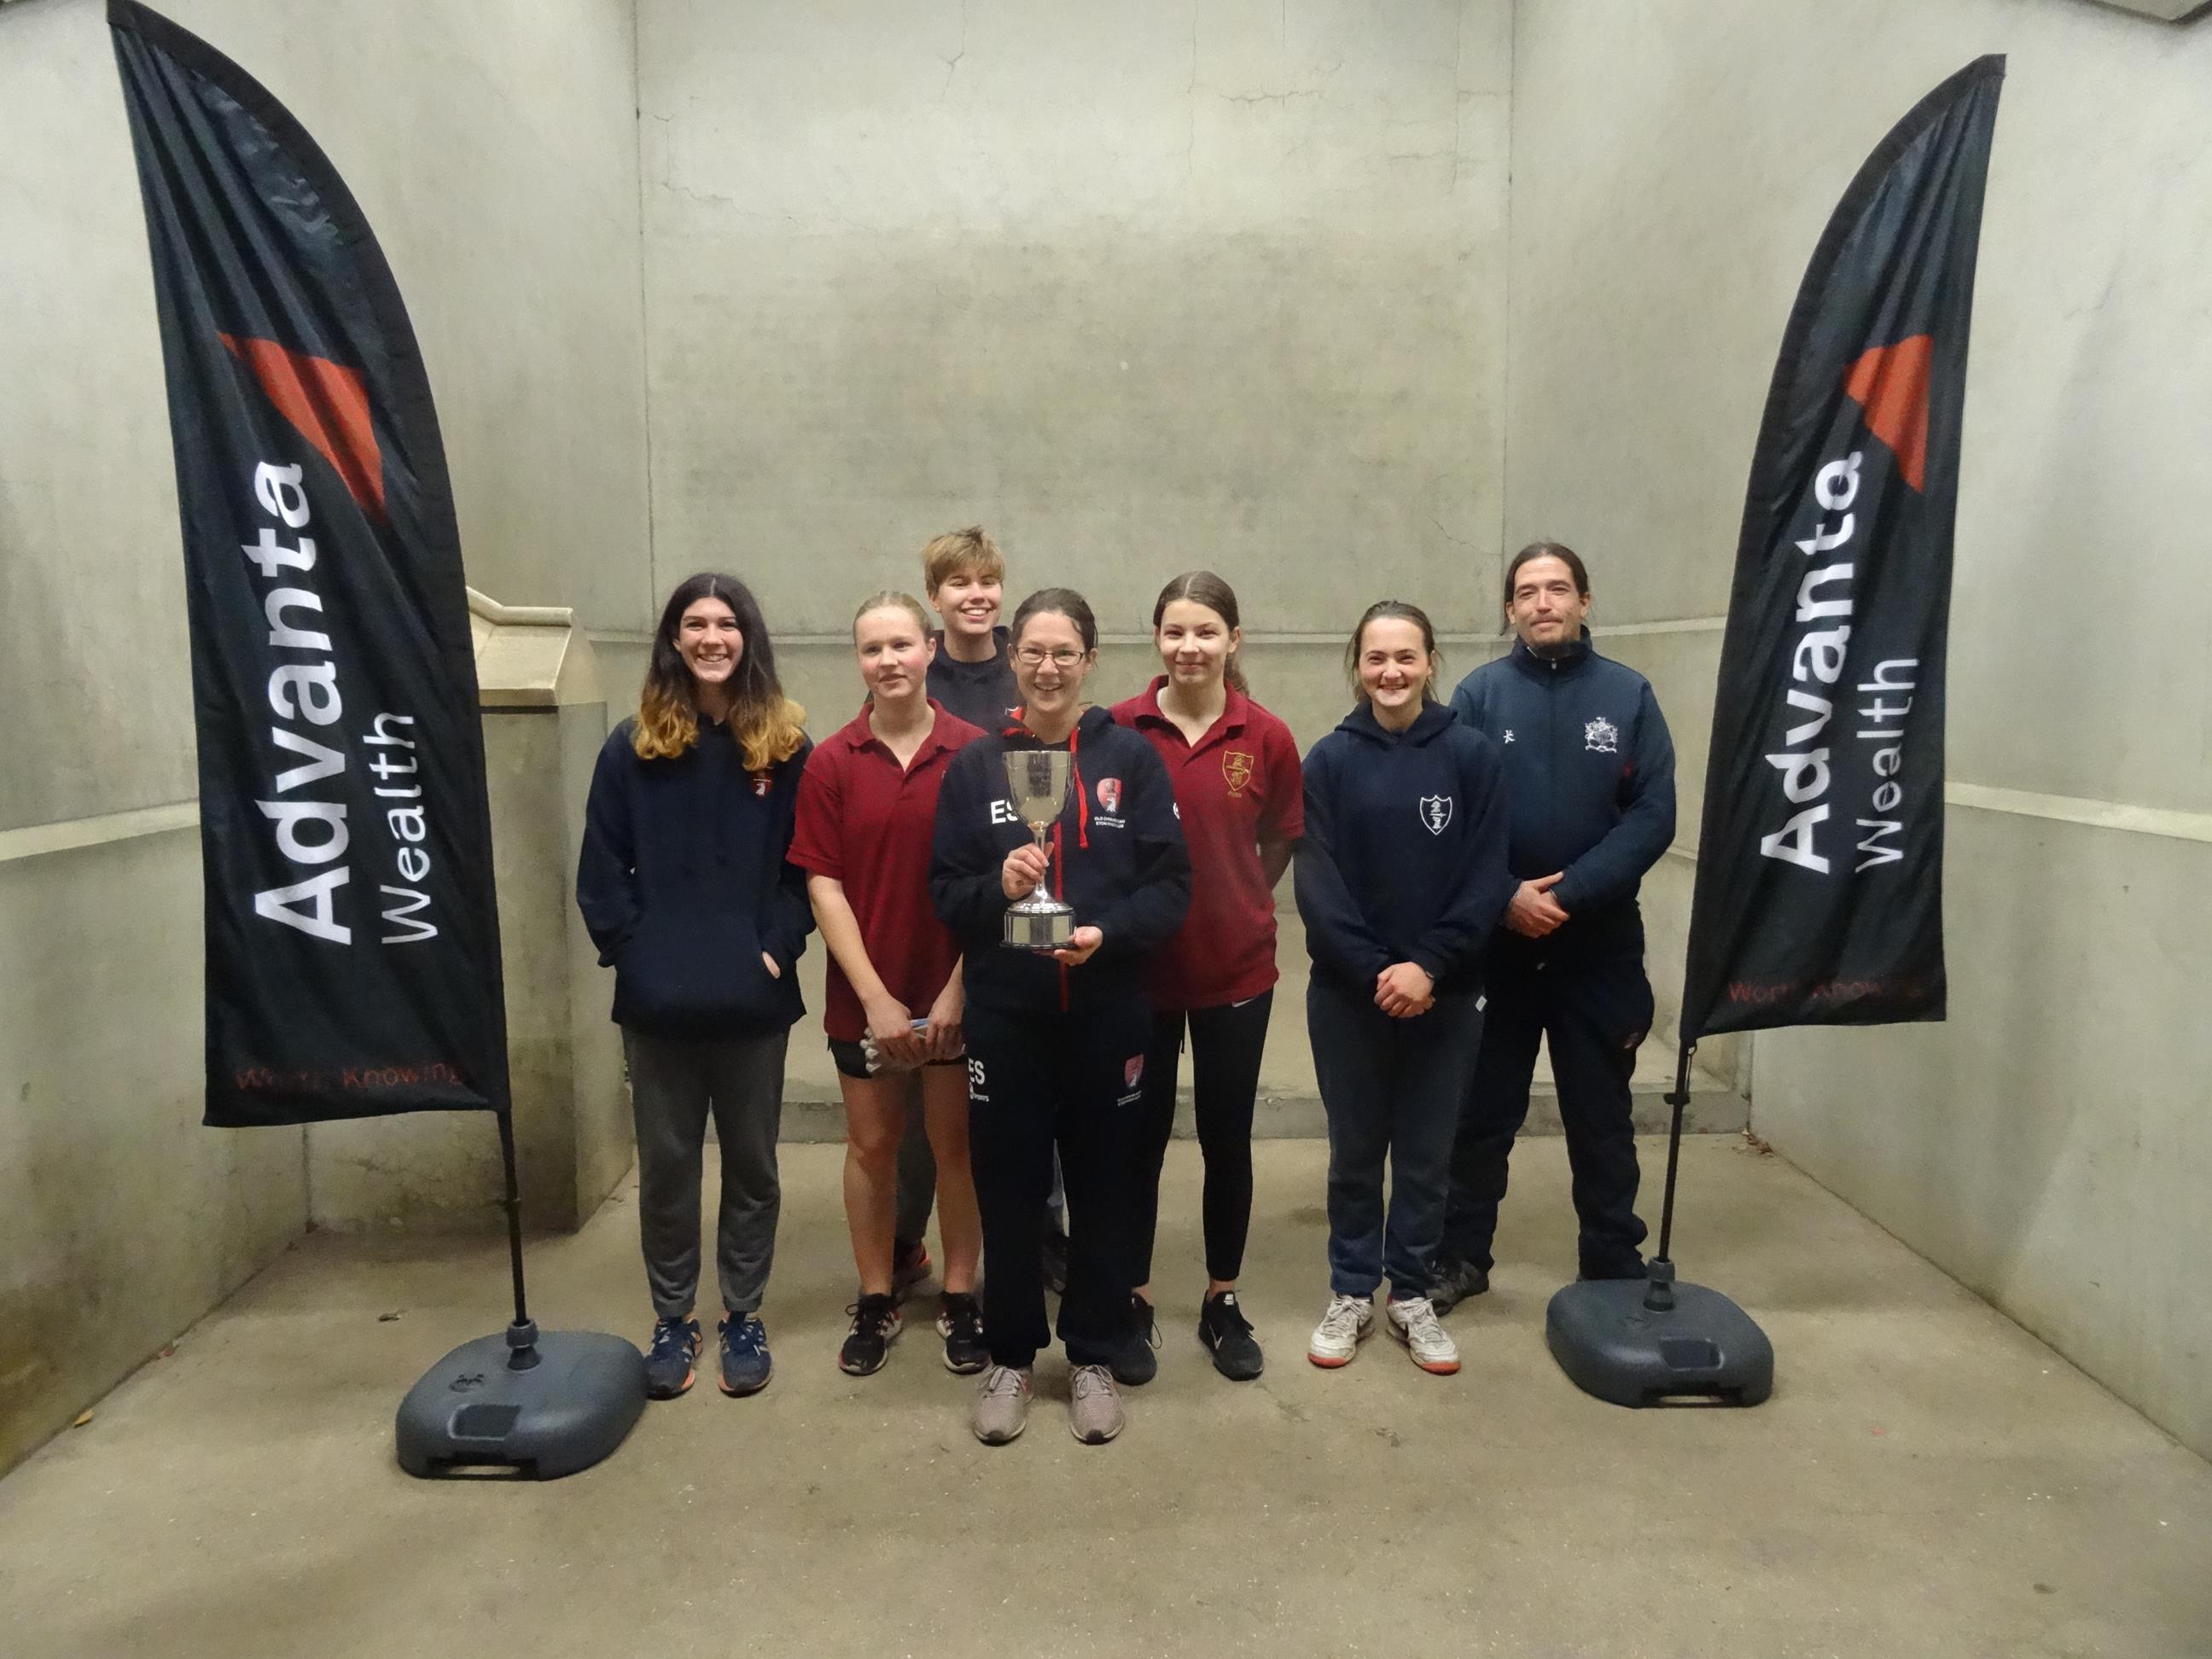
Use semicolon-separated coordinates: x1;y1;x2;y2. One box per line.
970;1364;1033;1445
1068;1363;1126;1445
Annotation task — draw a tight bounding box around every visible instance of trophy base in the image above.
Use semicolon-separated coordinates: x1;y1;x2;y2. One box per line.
1003;903;1074;953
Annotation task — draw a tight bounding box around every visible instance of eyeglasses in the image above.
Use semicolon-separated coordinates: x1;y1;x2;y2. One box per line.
1015;647;1086;669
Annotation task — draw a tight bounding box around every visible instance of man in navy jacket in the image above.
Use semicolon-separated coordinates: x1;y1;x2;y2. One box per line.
1436;542;1676;1302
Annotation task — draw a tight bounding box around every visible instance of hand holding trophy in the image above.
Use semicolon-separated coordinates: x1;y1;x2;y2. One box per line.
1000;749;1076;952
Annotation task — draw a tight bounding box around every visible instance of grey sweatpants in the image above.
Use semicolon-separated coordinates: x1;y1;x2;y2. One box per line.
623;1026;789;1319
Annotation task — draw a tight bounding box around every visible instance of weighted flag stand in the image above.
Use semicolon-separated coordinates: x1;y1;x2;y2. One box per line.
393;1105;647;1480
1541;55;2000;1410
109;0;647;1480
1542;1043;1774;1407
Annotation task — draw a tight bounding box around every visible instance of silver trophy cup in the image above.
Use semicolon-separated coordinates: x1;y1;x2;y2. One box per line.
1002;748;1076;952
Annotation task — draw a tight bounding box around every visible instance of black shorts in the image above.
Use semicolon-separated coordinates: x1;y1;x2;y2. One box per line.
828;1037;968;1082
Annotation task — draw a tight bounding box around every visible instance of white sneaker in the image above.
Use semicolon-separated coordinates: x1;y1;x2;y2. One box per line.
1385;1295;1460;1375
1306;1294;1375;1368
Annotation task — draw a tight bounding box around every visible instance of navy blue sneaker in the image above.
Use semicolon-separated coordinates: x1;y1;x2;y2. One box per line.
1109;1293;1160;1387
717;1311;772;1396
643;1316;701;1400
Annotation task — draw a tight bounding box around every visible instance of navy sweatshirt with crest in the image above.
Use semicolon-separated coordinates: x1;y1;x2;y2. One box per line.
1447;633;1675;921
575;717;814;1039
930;703;1190;1016
1294;701;1514;998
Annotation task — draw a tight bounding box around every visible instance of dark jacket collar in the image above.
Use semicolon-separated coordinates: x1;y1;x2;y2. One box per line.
1004;701;1116;745
1508;630;1595;678
1339;700;1457;746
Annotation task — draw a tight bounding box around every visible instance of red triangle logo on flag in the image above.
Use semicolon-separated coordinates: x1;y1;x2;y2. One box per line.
1842;334;1932;494
219;334;386;516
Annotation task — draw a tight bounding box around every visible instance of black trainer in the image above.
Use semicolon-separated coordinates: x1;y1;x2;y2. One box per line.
1197;1290;1264;1381
838;1293;904;1377
891;1237;933;1302
643;1315;701;1399
1109;1293;1161;1387
1429;1257;1492;1316
936;1291;988;1375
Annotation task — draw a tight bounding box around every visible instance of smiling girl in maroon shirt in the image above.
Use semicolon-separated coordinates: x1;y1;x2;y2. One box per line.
790;591;987;1379
1111;572;1303;1381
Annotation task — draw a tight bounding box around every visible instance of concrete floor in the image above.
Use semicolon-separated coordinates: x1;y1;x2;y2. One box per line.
5;1140;2209;1658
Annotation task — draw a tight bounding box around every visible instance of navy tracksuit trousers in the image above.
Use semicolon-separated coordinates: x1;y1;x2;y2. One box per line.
1309;977;1487;1303
1444;912;1653;1278
964;999;1148;1370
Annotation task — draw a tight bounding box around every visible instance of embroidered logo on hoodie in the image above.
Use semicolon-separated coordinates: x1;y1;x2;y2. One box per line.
1420;795;1454;835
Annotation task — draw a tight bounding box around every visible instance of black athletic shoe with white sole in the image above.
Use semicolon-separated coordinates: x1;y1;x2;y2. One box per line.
1197;1290;1264;1381
838;1293;904;1377
937;1292;987;1375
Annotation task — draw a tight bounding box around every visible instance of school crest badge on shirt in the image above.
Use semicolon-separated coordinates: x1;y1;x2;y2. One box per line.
1096;777;1123;814
1419;795;1453;835
1222;750;1254;795
1584;717;1620;754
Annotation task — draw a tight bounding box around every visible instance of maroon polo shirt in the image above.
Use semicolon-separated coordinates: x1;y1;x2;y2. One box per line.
1111;678;1304;1010
789;701;984;1042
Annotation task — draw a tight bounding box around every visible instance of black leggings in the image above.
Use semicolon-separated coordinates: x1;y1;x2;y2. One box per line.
1131;991;1273;1285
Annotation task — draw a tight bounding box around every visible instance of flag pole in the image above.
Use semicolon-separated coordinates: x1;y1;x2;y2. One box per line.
1641;1039;1696;1313
494;1108;537;1363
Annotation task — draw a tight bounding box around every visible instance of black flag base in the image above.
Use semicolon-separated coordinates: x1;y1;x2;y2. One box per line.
1544;1263;1774;1409
1543;1045;1774;1408
394;1112;646;1479
395;1324;646;1480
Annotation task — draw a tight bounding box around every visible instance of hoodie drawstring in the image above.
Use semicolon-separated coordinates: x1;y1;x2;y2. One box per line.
1070;719;1090;850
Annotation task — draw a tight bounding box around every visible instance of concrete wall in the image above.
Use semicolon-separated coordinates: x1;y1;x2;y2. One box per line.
0;0;649;1472
1507;0;2212;1457
632;0;1513;641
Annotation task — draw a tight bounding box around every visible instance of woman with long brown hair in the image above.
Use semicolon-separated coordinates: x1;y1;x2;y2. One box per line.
1110;572;1302;1381
576;572;812;1402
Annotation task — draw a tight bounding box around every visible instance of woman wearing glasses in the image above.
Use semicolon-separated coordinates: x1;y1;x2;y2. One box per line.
929;588;1190;1446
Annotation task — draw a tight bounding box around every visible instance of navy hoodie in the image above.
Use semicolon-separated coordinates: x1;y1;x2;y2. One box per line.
1447;633;1675;922
1295;701;1513;998
930;704;1190;1016
575;718;814;1039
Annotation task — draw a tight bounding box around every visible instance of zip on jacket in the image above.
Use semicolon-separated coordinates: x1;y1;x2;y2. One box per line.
1447;632;1675;919
929;704;1191;1016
